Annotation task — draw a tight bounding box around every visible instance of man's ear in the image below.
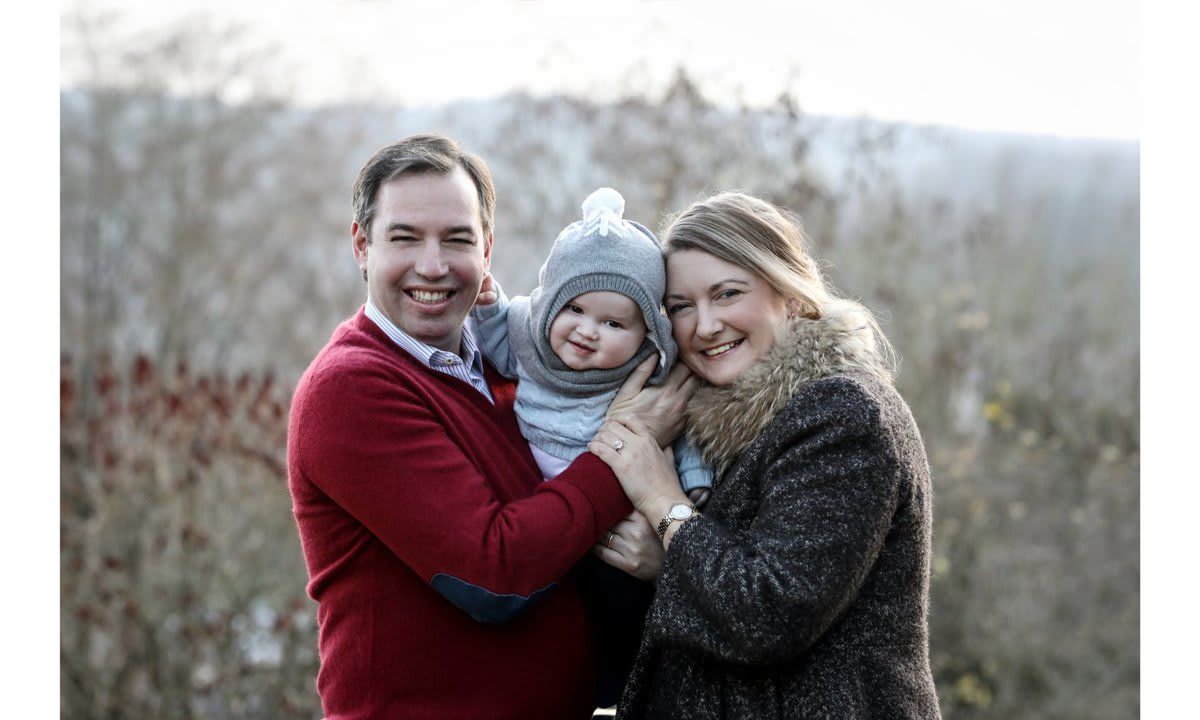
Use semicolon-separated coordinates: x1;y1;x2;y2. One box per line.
352;221;369;277
482;231;494;271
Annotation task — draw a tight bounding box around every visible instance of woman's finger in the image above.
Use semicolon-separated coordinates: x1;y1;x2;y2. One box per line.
598;420;636;443
588;439;618;464
665;361;693;391
611;414;653;438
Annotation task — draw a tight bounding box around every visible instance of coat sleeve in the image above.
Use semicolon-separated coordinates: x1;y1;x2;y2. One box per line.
292;361;632;623
469;279;519;379
646;378;901;664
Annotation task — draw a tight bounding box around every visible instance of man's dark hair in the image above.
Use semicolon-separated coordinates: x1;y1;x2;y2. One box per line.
352;134;496;240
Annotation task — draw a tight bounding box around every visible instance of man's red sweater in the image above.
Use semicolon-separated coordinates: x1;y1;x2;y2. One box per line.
287;309;633;720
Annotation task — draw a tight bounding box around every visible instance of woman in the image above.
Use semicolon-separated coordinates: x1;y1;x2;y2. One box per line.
590;192;941;718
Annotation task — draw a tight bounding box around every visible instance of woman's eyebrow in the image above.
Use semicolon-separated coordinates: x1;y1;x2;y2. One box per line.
666;278;749;300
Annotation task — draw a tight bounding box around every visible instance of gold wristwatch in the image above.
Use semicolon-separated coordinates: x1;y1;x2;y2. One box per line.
656;503;698;539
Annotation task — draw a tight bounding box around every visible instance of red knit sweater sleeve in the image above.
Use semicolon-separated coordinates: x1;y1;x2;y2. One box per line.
291;353;631;619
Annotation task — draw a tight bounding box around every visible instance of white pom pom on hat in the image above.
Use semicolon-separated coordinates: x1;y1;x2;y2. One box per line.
581;187;625;221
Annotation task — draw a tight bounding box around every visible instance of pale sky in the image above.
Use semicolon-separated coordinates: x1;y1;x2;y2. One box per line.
62;0;1139;139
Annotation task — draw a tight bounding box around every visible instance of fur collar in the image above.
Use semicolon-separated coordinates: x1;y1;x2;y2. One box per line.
685;303;891;479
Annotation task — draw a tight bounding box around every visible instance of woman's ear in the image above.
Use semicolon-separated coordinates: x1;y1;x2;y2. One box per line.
787;297;820;320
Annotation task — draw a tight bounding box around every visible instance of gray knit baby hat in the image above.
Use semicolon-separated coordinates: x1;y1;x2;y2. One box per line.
528;188;678;383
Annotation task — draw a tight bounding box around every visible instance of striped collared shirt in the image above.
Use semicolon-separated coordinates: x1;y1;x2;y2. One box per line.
364;298;494;404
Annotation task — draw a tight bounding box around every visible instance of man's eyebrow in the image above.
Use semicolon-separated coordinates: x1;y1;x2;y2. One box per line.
384;223;476;236
665;278;749;300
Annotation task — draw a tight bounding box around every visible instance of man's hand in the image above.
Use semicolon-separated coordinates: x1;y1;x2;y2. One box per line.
592;511;665;582
475;272;498;306
606;358;697;447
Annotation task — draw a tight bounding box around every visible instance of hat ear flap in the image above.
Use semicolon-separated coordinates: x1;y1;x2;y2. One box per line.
648;311;679;376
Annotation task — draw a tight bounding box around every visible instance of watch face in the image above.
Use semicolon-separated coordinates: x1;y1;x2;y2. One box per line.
669;504;694;520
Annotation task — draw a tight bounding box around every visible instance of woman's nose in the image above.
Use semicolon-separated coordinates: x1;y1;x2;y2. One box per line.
695;307;722;339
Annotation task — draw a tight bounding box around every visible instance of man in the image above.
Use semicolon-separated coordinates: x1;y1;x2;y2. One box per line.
288;135;675;719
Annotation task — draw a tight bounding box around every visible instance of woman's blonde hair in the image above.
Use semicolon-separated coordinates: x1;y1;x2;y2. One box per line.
662;192;897;377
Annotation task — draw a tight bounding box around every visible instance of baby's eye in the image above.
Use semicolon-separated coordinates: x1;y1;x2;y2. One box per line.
566;304;583;314
604;320;624;330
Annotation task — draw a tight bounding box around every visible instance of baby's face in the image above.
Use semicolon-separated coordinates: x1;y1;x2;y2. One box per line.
549;291;648;371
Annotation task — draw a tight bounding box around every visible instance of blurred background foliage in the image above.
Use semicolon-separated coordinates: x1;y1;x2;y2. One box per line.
60;9;1138;719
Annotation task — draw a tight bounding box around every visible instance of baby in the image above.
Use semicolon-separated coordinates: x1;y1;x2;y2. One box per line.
472;188;710;707
472;187;711;496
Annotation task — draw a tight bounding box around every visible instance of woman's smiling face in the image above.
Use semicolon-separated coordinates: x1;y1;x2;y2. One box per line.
665;249;790;387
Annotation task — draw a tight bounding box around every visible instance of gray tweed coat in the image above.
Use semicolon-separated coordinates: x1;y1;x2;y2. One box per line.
617;306;941;719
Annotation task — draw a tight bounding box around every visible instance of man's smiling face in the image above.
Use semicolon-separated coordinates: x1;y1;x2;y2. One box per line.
353;167;493;353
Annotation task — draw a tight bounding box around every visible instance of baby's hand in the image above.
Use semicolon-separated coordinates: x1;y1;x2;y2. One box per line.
686;487;711;509
475;273;498;306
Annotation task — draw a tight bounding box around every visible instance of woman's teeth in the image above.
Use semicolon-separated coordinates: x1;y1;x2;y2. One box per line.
409;290;452;303
703;340;742;357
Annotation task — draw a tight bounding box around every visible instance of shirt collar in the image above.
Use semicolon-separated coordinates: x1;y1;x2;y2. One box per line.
364;297;487;376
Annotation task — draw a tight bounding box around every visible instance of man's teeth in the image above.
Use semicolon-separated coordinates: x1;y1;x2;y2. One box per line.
703;340;741;357
410;290;451;303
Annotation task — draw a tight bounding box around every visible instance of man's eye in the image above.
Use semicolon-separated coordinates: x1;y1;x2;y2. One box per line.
391;236;417;242
448;236;474;244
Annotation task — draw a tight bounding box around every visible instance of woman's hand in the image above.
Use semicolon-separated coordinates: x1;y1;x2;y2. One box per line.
593;511;664;582
606;357;697;447
589;416;689;516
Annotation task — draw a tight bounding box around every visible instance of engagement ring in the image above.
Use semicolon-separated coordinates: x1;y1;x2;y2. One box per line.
612;439;625;452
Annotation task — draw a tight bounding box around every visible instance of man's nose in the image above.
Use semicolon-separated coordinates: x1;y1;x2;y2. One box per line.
415;240;448;279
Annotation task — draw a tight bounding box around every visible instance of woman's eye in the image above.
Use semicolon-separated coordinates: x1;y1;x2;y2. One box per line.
666;303;689;316
716;289;742;300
